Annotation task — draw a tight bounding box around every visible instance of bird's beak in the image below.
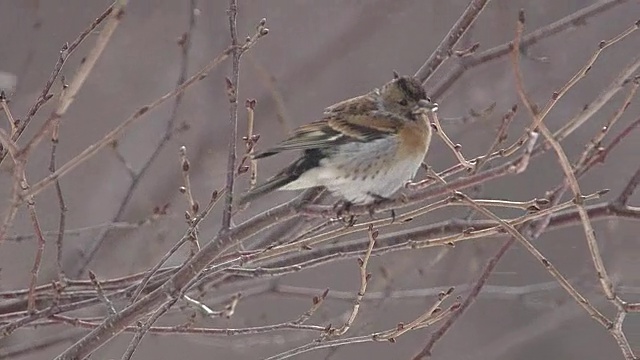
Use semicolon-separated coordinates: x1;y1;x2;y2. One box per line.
418;99;438;112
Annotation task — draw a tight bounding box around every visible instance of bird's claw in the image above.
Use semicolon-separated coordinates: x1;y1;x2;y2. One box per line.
333;199;353;217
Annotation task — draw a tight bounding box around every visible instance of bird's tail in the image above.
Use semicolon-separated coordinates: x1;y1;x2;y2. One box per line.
237;171;297;206
237;150;323;206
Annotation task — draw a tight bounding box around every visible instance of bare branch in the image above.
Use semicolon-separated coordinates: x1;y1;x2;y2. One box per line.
327;225;376;337
414;0;492;82
430;0;631;99
74;0;199;275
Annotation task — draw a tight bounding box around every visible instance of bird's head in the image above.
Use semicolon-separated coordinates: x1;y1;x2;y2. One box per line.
380;73;437;118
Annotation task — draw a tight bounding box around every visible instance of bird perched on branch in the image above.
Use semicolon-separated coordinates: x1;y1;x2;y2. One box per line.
238;73;438;207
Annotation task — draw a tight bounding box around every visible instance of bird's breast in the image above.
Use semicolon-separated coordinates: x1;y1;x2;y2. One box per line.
396;120;431;160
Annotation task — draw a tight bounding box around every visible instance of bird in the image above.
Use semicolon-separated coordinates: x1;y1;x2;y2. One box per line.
238;73;438;207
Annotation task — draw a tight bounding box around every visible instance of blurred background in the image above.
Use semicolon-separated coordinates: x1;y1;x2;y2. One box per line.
1;0;640;359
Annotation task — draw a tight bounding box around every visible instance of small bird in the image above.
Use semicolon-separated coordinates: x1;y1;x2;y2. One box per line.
238;74;437;206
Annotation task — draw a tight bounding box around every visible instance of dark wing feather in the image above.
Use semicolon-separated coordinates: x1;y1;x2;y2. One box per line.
253;91;403;159
238;149;324;205
252;121;343;158
323;92;378;115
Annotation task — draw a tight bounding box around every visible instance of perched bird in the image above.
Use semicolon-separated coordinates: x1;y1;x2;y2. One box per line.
238;74;437;206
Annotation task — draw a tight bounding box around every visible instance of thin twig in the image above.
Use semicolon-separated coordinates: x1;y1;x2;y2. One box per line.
48;91;68;280
553;31;640;142
0;3;115;166
18;0;128;160
245;99;258;187
48;313;327;336
54;184;305;360
0;330;84;359
0;124;24;246
74;1;199;275
512;9;616;301
246;54;292;132
264;295;455;360
270;281;574;302
245;194;621;284
88;271;116;316
179;145;201;255
504;13;640;169
430;0;631;99
471;105;517;173
23;6;636;354
328;225;376;337
1;195;637;336
183;293;240;318
405;129;533;191
129;190;221;304
221;0;241;230
0;93;17;136
292;288;329;325
412;233;506;357
409;184;577;360
5;221;152;242
414;0;492;82
23;23;267;202
26;195;46;314
457;192;638;360
120;297;177;360
614;165;640;207
583;117;640;174
575;76;640;170
305;134;538;217
378;287;455;342
179;146;199;218
460;192;611;324
427;110;473;169
610;299;637;360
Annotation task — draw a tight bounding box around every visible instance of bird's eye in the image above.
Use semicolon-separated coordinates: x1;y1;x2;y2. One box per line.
398;99;408;106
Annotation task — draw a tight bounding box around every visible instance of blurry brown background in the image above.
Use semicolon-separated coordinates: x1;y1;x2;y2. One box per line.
1;0;640;359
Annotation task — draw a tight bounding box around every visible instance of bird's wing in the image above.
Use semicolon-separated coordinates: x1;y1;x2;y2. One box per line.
252;120;342;159
253;109;403;159
326;111;401;140
323;90;379;114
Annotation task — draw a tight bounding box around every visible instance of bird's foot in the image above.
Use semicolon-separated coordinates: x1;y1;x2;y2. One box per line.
333;199;353;216
366;193;395;223
333;200;357;227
